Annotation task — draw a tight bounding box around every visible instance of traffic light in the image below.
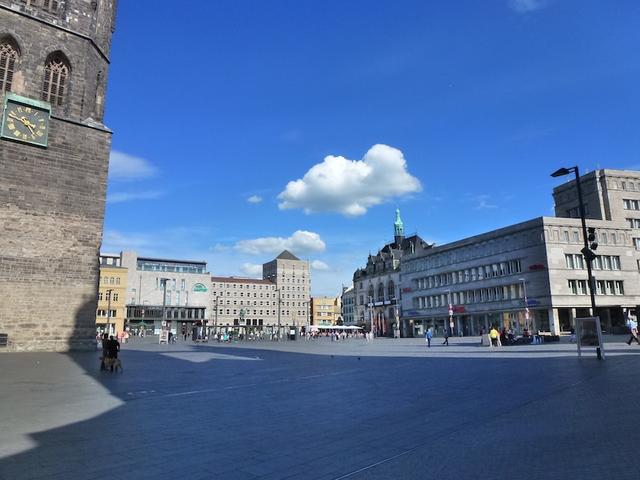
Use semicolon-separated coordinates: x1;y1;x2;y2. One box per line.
587;227;598;251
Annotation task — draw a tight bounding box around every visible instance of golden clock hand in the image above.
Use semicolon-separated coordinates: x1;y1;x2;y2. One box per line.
21;117;36;130
8;112;26;123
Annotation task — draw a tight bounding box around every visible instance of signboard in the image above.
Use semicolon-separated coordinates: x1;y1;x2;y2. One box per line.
192;283;208;292
402;287;412;293
529;264;546;271
159;330;169;344
576;316;605;359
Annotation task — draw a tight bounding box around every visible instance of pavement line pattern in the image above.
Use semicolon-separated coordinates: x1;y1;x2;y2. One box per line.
163;369;359;398
330;361;610;480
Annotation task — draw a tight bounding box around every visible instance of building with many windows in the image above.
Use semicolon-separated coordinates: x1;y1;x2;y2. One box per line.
118;251;211;334
401;169;640;337
262;250;311;334
210;277;277;337
310;296;341;326
96;254;128;335
353;210;429;337
341;286;356;325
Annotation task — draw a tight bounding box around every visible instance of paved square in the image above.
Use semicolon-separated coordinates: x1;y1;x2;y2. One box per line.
1;337;639;479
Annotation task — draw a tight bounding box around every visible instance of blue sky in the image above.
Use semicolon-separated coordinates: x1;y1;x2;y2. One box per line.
102;0;640;296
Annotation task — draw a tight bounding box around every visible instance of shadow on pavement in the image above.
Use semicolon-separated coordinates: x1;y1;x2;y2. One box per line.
2;332;640;480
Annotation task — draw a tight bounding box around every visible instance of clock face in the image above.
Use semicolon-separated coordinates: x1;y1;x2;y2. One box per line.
1;100;50;147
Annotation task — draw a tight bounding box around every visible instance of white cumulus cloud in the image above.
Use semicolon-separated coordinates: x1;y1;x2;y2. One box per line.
278;144;421;216
241;263;264;277
108;150;158;181
234;230;326;256
247;195;263;204
311;260;330;271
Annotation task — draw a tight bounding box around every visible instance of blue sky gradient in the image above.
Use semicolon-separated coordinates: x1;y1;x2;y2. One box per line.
102;0;640;295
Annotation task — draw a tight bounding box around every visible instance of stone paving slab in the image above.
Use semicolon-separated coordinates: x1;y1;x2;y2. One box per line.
1;338;639;479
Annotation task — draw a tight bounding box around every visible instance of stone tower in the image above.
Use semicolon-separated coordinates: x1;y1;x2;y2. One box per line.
0;0;118;351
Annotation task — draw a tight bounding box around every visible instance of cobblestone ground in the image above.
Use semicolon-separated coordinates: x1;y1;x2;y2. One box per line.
1;336;639;480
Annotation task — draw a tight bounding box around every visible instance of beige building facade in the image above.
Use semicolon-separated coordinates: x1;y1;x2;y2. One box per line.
311;296;341;326
262;250;311;333
401;169;640;337
97;254;127;335
210;277;277;336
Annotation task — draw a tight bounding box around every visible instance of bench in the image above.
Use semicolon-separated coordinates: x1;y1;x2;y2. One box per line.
0;333;8;347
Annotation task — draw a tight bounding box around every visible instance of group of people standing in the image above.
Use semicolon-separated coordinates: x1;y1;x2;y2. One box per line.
98;333;120;372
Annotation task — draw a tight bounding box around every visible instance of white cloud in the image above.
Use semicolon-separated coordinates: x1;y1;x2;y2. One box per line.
474;195;498;210
241;263;264;277
311;260;330;271
508;0;550;13
234;230;326;256
247;195;263;204
278;144;421;216
108;150;158;181
107;190;164;204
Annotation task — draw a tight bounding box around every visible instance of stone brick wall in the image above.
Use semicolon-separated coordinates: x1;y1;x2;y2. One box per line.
0;1;116;351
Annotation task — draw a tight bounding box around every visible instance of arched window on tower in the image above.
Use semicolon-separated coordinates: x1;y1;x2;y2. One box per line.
0;39;19;94
367;285;374;303
42;53;69;106
377;283;385;302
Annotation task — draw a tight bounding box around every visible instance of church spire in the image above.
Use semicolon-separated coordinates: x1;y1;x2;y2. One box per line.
394;209;404;246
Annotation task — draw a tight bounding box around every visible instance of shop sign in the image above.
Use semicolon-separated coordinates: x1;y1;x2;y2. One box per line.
192;283;208;292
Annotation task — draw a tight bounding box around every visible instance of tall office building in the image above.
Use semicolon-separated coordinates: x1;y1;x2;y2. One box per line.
262;251;311;333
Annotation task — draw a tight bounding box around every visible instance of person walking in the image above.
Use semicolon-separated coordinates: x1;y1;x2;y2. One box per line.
489;326;499;347
442;327;450;346
626;316;640;345
425;327;433;348
106;335;120;372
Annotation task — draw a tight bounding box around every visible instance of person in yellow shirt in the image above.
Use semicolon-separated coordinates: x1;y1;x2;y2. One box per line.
489;327;499;347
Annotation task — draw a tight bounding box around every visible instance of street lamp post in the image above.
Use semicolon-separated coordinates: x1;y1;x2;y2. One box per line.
106;288;113;335
551;166;601;359
276;289;281;341
368;295;375;338
444;289;453;337
160;278;169;344
519;278;530;333
214;295;219;339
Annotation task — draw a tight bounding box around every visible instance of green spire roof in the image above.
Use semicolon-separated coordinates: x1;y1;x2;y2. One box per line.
394;209;404;237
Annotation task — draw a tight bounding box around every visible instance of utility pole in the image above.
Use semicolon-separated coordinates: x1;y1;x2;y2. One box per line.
106;288;113;335
276;289;281;341
551;166;602;359
160;278;169;344
369;295;375;338
214;295;219;338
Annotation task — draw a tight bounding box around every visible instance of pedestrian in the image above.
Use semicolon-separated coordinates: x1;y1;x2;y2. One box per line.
106;335;120;372
489;326;499;347
626;316;640;345
425;327;433;348
442;327;450;346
